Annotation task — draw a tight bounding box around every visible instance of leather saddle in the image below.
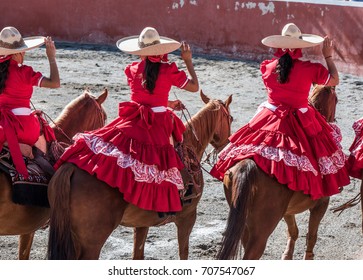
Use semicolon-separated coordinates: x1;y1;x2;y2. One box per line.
0;141;64;208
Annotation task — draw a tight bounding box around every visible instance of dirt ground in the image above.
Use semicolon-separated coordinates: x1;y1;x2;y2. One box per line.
0;42;362;260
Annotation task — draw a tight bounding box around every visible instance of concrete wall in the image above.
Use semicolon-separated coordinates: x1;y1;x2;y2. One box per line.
1;0;362;76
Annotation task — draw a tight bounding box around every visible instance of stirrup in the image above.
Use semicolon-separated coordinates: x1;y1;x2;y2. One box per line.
180;182;202;201
182;191;202;201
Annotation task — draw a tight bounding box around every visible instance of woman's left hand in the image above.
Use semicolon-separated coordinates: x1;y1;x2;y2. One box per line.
45;36;57;60
168;100;185;111
322;36;333;58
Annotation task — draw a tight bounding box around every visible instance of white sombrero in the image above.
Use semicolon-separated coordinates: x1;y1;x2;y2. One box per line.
0;26;45;56
261;23;324;49
116;27;181;56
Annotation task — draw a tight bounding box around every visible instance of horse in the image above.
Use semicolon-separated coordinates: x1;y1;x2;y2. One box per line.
0;89;108;260
47;90;233;260
216;85;339;260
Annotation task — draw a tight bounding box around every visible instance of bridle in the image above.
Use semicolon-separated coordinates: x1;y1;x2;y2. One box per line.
179;99;233;174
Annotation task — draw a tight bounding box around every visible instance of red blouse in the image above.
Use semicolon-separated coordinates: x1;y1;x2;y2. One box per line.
0;59;43;109
125;60;188;107
261;59;330;108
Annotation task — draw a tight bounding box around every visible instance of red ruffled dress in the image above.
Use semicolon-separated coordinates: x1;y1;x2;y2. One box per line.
55;59;189;212
0;58;45;177
211;57;350;199
347;118;363;179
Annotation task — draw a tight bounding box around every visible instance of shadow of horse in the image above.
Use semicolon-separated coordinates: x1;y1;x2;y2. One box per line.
47;90;233;259
0;89;108;259
217;85;340;260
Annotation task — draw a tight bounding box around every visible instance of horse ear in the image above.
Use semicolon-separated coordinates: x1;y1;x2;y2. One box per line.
225;94;232;107
97;88;108;105
200;90;210;104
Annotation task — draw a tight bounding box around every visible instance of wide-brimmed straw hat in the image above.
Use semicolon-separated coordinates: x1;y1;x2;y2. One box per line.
0;26;45;56
261;23;324;49
116;27;181;56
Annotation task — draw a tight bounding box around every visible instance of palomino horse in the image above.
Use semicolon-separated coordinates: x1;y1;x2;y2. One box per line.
47;90;233;259
0;89;107;259
217;85;338;260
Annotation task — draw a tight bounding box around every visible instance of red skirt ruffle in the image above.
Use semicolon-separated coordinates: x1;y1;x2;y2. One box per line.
347;117;363;179
211;105;350;200
55;102;186;212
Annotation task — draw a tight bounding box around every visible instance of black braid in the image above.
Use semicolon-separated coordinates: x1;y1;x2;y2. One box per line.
142;58;161;93
0;60;10;94
275;52;293;84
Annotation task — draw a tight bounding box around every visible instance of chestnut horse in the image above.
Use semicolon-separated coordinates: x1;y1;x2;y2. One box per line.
0;89;107;259
47;90;233;259
217;86;339;260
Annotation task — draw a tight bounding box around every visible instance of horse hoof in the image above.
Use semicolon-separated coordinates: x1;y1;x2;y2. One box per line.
303;252;314;260
281;253;293;260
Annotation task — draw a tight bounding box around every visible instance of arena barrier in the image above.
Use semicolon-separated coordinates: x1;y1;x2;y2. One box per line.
1;0;362;76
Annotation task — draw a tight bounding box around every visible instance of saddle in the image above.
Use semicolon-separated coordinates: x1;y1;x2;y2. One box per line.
0;141;65;208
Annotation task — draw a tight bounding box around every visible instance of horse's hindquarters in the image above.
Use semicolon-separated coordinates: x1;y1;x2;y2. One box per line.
48;163;128;259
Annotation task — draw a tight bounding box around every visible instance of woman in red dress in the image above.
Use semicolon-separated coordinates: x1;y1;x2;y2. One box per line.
211;23;350;199
0;26;60;178
55;27;199;213
347;120;363;179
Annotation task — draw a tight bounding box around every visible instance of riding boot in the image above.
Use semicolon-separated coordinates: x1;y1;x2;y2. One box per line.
180;168;201;202
32;147;55;179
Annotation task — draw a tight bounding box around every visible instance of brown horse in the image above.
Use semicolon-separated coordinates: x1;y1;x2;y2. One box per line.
47;90;233;260
0;89;107;259
217;85;339;260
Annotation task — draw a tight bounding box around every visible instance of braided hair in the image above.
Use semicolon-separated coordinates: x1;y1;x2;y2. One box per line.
0;60;10;93
142;58;161;93
275;52;293;84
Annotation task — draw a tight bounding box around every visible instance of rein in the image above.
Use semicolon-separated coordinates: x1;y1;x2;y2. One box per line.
30;100;73;143
179;106;201;144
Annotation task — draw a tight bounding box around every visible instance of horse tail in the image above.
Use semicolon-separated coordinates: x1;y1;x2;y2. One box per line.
217;159;258;260
47;163;77;260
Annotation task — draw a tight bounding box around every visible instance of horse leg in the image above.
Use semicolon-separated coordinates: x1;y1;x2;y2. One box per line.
18;232;35;260
132;227;149;260
304;197;329;260
281;214;298;260
218;160;293;260
70;169;128;259
243;176;294;259
175;208;197;260
243;200;291;260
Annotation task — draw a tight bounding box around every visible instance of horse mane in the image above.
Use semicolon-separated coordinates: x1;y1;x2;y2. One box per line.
53;90;107;130
184;99;222;145
309;85;337;123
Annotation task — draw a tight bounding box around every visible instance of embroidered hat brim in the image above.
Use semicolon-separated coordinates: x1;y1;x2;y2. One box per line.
0;36;45;55
116;35;181;56
261;34;324;49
